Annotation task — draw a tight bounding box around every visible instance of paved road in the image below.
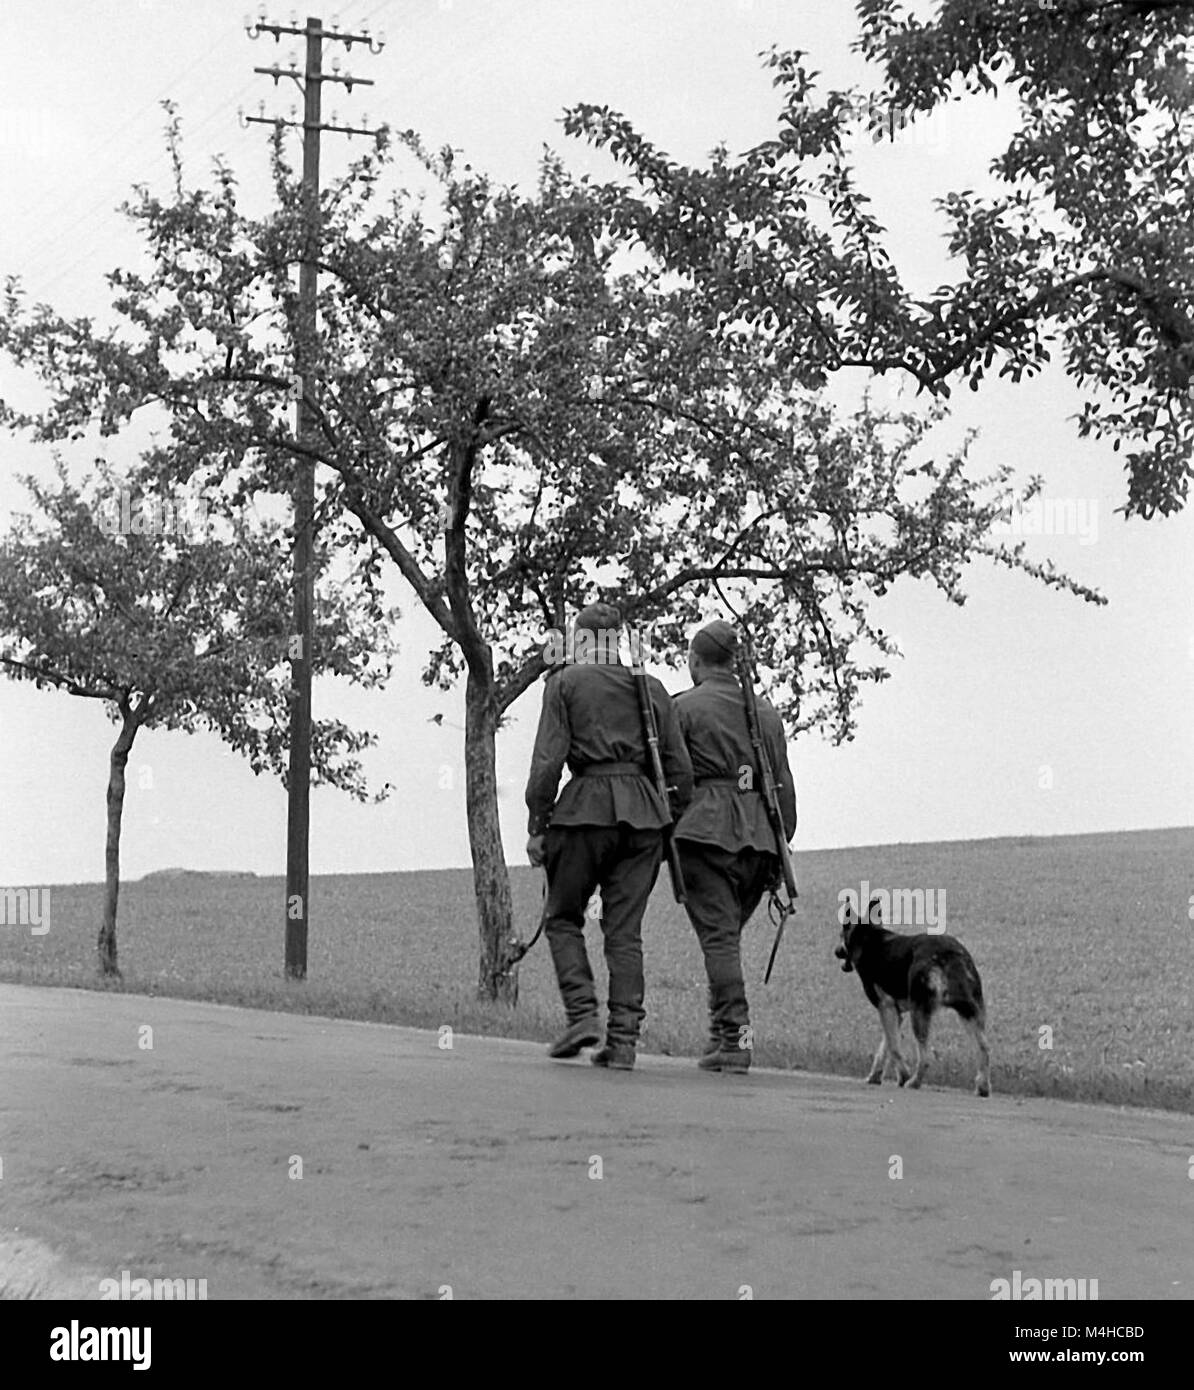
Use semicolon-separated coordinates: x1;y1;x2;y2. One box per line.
1;983;1190;1300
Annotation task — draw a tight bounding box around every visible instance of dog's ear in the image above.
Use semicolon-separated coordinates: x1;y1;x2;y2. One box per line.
839;899;858;927
867;894;883;925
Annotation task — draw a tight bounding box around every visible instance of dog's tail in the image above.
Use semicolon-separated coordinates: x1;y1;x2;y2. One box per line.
944;953;985;1027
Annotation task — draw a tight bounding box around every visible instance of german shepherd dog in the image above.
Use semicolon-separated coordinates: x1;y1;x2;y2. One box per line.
835;896;991;1097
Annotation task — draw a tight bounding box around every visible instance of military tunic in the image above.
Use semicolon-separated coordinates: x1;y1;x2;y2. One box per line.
673;668;797;1048
673;670;796;850
526;662;692;835
525;660;693;1046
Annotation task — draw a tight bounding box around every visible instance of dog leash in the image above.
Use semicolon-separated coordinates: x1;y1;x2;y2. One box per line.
505;867;549;971
763;890;795;985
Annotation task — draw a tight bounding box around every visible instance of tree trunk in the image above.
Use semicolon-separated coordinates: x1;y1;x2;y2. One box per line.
464;662;518;1004
99;709;139;978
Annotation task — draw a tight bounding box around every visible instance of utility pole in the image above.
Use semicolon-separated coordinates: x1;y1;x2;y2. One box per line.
242;11;384;980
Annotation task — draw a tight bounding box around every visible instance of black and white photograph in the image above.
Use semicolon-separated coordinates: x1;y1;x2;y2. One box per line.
0;0;1191;1344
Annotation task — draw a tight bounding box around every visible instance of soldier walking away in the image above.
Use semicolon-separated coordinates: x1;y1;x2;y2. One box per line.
525;602;693;1070
674;620;797;1073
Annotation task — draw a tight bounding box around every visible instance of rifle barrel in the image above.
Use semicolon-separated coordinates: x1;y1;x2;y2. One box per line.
631;660;687;903
736;649;798;902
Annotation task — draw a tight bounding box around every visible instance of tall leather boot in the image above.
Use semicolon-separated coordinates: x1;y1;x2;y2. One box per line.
701;984;720;1057
698;981;751;1073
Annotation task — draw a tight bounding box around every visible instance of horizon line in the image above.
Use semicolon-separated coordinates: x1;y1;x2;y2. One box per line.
25;822;1194;889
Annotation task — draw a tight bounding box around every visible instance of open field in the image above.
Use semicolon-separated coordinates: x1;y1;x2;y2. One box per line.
2;827;1191;1111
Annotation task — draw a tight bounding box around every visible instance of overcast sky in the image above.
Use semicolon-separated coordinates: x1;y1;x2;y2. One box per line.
1;0;1191;884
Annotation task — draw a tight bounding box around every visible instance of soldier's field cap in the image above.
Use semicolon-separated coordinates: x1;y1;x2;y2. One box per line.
575;601;622;633
690;618;739;661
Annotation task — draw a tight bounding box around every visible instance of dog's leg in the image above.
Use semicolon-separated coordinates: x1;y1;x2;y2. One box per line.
908;1007;932;1089
877;998;912;1085
866;1033;887;1085
962;1015;991;1097
882;1018;901;1080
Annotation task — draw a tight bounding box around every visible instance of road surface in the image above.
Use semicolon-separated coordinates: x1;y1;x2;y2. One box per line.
1;983;1190;1299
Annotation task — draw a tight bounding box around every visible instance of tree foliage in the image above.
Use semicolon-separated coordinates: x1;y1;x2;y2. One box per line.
560;0;1193;517
0;113;1098;740
0;458;395;794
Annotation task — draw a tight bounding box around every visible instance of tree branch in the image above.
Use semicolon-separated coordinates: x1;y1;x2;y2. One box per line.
444;397;491;666
0;655;122;702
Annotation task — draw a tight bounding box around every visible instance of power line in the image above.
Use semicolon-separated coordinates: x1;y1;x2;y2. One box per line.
16;0;504;302
15;26;243;252
15;7;393;292
18;78;262;295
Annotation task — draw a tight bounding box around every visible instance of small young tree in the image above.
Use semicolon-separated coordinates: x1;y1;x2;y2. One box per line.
0;460;395;976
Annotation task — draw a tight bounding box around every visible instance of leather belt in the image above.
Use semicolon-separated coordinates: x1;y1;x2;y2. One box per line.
577;761;646;777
